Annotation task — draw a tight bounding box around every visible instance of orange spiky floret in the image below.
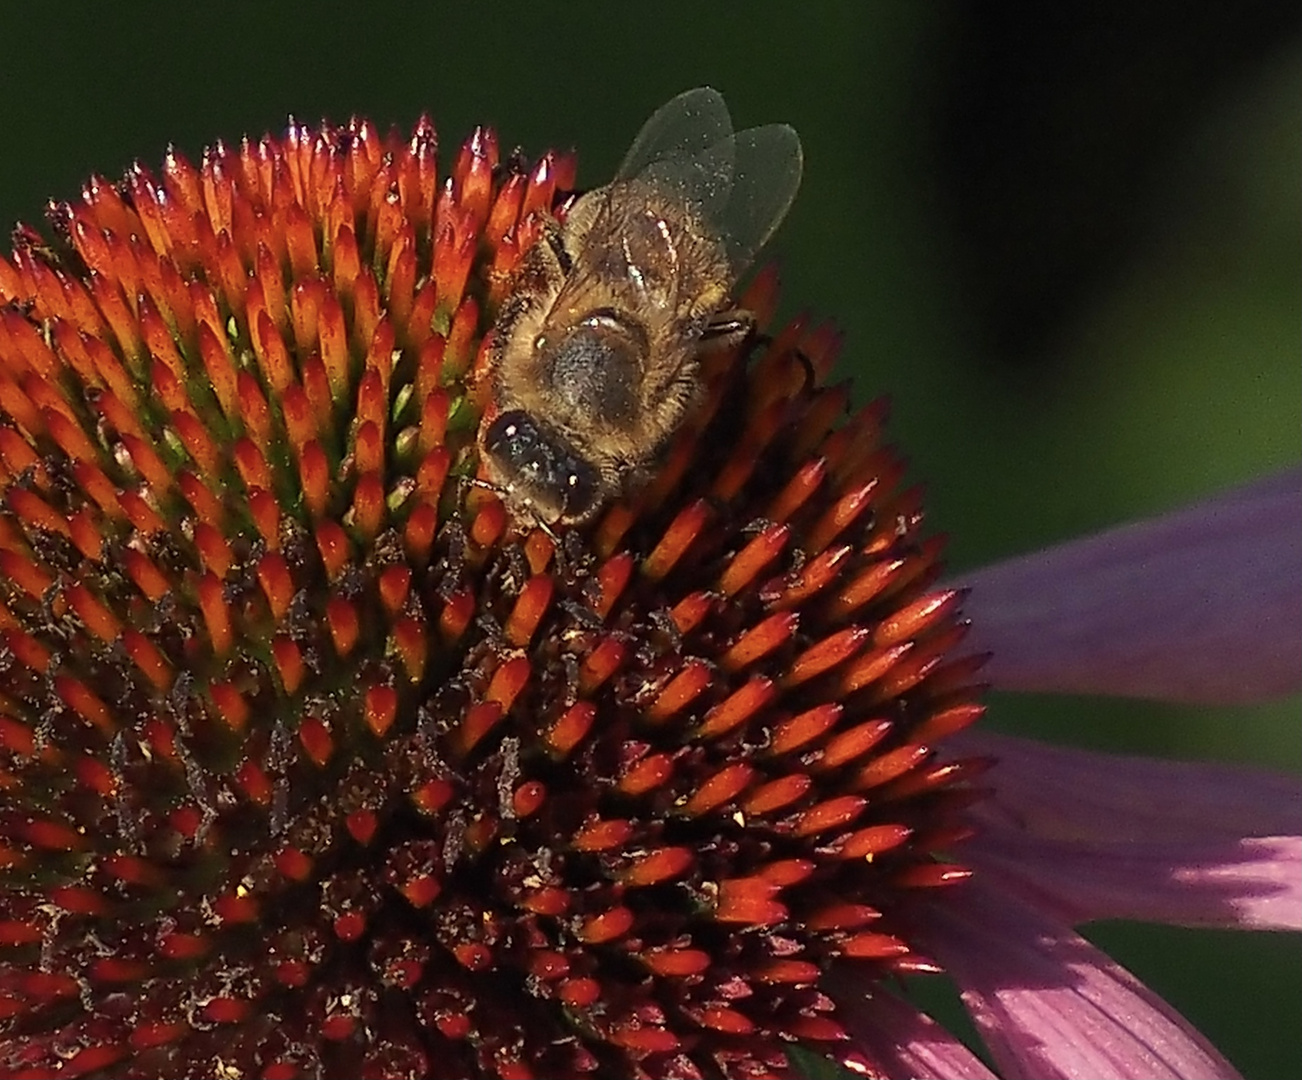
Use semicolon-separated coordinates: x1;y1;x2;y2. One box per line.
0;115;984;1079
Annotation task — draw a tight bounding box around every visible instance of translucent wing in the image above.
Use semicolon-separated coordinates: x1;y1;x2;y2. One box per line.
615;87;735;181
544;89;802;328
618;89;803;275
711;124;803;272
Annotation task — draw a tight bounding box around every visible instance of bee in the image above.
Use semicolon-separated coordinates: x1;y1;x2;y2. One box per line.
477;87;803;528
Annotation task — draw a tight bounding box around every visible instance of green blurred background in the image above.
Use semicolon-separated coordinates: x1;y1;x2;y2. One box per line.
2;2;1297;1075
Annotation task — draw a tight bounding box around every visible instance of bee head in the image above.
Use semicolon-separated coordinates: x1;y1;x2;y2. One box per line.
480;410;603;525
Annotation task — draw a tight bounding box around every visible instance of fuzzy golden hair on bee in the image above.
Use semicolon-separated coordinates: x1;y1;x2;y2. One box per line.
478;87;803;528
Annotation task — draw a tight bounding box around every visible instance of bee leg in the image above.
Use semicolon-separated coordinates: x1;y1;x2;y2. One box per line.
552;527;590;582
485;542;531;598
751;332;817;393
542;219;575;274
703;310;816;390
700;309;756;350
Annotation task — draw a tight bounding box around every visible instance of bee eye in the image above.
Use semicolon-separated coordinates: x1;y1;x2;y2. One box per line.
562;468;598;518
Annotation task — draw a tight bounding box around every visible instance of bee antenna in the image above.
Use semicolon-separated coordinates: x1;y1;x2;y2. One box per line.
465;475;503;498
532;515;562;546
462;475;563;546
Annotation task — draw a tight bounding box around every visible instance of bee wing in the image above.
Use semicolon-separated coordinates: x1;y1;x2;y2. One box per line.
615;87;735;183
545;90;802;328
619;89;803;276
709;123;803;274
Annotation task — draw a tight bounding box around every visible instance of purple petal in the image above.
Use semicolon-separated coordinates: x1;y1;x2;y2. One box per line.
954;468;1302;703
967;824;1301;931
920;877;1242;1079
827;968;999;1079
954;730;1302;929
955;730;1301;843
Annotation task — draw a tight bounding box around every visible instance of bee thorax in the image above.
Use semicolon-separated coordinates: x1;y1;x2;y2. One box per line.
539;315;646;429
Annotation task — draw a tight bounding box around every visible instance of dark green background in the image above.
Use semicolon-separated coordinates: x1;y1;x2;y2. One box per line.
2;2;1297;1076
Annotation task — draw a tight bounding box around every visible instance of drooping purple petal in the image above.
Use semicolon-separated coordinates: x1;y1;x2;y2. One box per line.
827;970;999;1079
952;730;1302;929
920;877;1243;1080
954;467;1302;704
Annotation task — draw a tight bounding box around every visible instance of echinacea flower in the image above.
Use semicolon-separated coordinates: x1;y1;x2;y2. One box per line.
0;111;1296;1080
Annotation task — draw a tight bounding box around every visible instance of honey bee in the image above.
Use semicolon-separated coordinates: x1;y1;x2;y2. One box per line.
478;87;803;527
